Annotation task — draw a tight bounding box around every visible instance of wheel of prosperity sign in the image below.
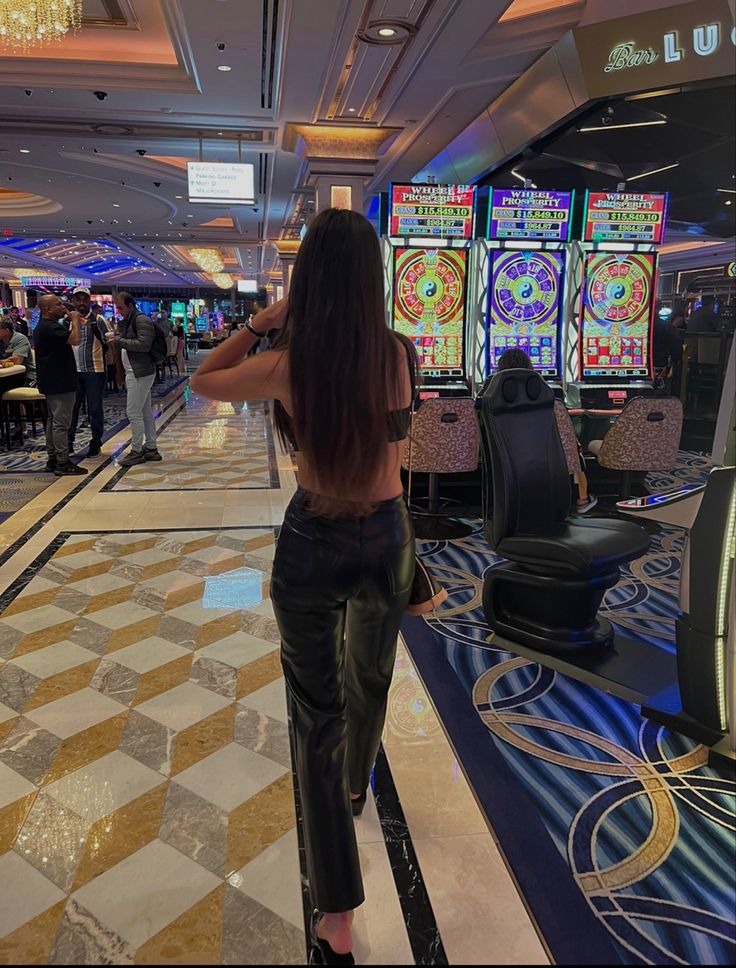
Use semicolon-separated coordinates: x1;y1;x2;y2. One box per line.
585;253;653;327
394;248;465;328
491;251;561;331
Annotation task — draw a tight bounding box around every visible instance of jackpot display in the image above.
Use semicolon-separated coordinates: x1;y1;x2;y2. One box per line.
584;192;668;244
489;189;573;242
392;247;467;374
488;250;564;377
390;184;475;239
580;253;655;379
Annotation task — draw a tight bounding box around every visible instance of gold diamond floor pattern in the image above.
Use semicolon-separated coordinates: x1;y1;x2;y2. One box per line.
0;528;304;965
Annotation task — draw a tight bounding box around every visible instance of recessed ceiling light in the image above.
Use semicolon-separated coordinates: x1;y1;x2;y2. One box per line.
19;148;30;154
175;195;183;199
378;27;397;37
348;108;357;113
113;203;120;207
217;65;232;72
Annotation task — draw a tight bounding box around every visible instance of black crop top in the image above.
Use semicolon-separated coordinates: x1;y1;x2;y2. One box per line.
279;405;410;450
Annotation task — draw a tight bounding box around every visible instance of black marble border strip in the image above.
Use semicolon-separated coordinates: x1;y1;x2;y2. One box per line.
372;744;448;965
0;388;188;571
101;401;281;493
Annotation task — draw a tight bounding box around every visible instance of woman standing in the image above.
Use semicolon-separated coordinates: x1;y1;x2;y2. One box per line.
192;208;416;963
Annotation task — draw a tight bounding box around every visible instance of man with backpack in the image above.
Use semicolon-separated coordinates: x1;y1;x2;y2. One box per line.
68;287;111;458
109;292;165;466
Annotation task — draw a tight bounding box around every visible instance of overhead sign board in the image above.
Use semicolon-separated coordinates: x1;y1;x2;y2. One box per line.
583;191;669;244
187;162;256;205
19;275;92;289
488;188;573;242
237;280;259;293
390;183;476;239
574;0;735;98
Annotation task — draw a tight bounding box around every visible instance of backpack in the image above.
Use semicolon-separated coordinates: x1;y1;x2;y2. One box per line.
132;310;167;365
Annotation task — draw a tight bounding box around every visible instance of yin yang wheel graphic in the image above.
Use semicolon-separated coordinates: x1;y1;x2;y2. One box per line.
394;248;466;329
491;252;560;331
585;254;653;326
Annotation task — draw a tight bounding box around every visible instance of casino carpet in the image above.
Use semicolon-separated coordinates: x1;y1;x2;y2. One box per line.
400;471;734;965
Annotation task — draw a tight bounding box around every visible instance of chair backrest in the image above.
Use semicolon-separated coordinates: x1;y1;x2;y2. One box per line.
696;336;720;365
477;369;570;547
553;399;581;477
402;397;480;475
597;396;683;471
166;334;178;356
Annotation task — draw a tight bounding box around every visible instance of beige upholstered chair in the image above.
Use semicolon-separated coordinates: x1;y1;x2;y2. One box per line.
553;400;582;477
1;386;47;449
402;397;480;538
588;397;683;498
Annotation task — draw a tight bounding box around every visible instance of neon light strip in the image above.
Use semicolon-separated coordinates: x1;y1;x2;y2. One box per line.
715;485;736;731
579;120;667;132
627;163;679;183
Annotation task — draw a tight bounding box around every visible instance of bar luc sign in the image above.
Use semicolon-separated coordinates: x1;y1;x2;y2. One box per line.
605;22;735;73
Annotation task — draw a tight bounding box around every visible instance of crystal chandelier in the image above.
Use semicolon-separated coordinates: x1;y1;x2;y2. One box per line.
0;1;83;51
211;273;234;289
188;247;224;273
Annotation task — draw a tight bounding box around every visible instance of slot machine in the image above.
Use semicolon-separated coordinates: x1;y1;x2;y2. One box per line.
382;183;477;396
479;188;574;395
572;191;668;414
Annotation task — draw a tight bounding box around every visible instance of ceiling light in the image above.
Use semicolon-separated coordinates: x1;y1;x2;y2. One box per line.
627;162;679;182
717;188;736;194
19;148;30;154
579;120;667;132
348;108;357;113
175;195;183;199
378;27;397;37
217;65;232;72
0;0;82;52
726;200;733;206
113;203;120;207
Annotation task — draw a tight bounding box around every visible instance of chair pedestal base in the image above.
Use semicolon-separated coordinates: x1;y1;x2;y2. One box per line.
483;561;620;654
412;514;474;540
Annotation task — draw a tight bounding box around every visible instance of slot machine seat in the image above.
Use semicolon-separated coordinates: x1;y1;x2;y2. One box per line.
403;396;480;539
477;369;650;654
587;396;683;498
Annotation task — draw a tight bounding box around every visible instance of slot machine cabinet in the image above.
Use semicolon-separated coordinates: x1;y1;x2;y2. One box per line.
570;191;669;415
382;183;477;396
480;188;576;398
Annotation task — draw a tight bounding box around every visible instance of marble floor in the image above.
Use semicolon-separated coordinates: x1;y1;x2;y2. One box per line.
0;383;548;966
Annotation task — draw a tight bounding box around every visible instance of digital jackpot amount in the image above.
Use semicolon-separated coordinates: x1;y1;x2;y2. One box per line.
583;191;668;244
390;184;475;239
392;247;467;372
488;188;573;242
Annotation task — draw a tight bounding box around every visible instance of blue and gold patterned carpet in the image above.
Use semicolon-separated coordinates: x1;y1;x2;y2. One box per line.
402;459;735;965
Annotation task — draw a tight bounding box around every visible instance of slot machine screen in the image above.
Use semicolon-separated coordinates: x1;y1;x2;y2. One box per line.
392;246;467;378
487;250;564;378
580;252;655;380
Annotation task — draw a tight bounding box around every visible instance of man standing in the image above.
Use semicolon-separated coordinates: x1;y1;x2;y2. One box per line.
687;294;720;333
68;287;109;458
0;317;36;390
108;292;162;466
33;294;88;477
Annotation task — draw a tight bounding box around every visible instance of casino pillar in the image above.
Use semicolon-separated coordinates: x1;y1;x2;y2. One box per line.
282;124;401;214
271;240;301;296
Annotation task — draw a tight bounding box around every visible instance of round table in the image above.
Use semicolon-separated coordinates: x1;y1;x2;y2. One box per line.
0;364;26;382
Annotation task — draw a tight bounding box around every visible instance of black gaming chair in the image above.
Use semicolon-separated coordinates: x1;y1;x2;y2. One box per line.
477;369;651;654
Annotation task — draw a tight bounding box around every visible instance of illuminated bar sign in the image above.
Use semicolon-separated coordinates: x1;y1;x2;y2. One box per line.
187;162;256;205
489;188;573;241
390;183;476;239
583;191;668;243
19;275;92;289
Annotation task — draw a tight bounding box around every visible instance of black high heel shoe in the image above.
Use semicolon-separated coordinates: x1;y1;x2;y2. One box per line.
310;911;355;965
350;791;367;818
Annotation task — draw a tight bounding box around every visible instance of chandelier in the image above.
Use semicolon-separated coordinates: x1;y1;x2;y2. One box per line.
188;247;224;273
211;273;234;289
0;1;83;52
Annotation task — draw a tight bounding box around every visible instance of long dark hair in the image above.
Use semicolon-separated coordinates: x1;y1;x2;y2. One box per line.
272;208;406;514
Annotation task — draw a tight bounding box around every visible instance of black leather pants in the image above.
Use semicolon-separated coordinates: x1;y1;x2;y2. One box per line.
271;489;415;913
